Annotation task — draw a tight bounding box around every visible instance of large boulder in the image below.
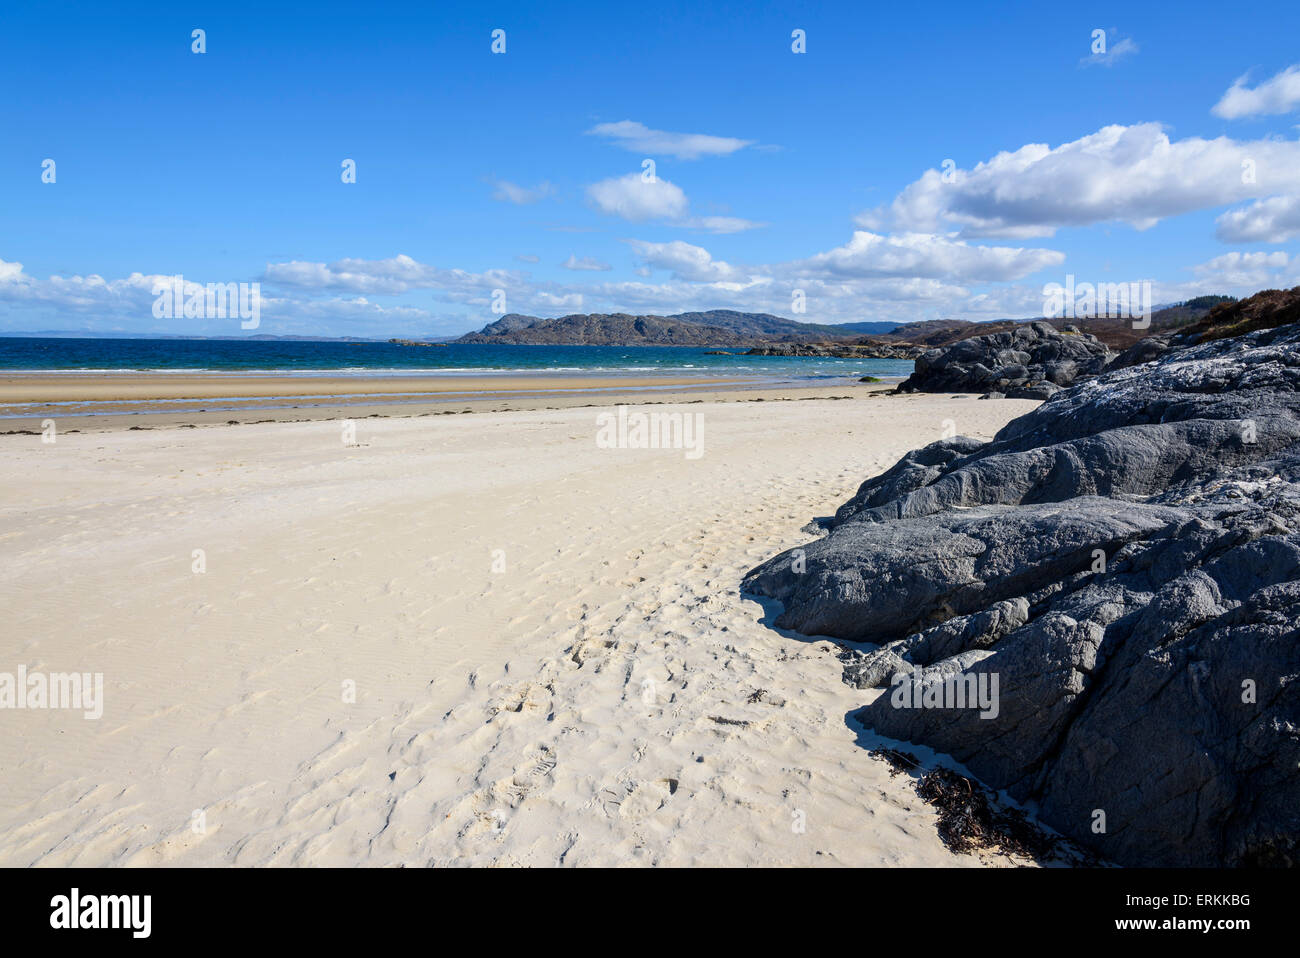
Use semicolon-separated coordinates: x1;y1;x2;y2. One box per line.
744;318;1300;866
898;321;1112;394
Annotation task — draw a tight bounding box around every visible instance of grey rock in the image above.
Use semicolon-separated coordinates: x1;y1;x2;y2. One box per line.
1106;332;1177;371
898;321;1112;395
906;597;1031;665
1005;382;1062;400
744;320;1300;866
841;647;910;689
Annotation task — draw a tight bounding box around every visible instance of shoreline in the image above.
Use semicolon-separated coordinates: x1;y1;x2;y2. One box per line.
0;374;900;433
0;372;762;403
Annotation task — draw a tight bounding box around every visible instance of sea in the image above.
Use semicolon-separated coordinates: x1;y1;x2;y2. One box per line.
0;337;913;382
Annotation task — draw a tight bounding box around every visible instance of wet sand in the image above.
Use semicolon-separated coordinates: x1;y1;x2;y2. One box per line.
0;373;888;433
0;372;756;404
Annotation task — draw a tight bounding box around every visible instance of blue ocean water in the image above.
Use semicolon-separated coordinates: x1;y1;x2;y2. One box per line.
0;338;914;381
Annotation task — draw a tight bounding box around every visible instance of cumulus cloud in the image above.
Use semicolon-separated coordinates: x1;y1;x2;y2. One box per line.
0;259;168;310
561;255;612;271
1190;250;1291;287
261;255;598;317
0;258;458;335
1193;250;1289;271
790;231;1063;282
626;240;744;283
262;255;536;316
531;291;585;310
1215;194;1300;242
488;179;555;204
584;174;762;232
1213;64;1300;119
585;172;689;221
861;123;1300;238
585;121;753;159
262;254;446;294
628;230;1058;289
950;258;1300;324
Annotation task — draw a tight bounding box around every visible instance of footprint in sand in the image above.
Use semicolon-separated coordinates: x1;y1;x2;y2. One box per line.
599;777;679;822
503;746;557;806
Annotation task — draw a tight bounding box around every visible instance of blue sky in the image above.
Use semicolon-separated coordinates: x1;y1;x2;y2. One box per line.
3;0;1300;336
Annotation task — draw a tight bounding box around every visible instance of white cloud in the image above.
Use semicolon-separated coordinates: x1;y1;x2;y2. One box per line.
488;179;555;204
1190;250;1291;287
628;230;1059;289
586;121;753;159
1193;251;1289;272
532;291;585;310
1215;194;1300;242
949;258;1300;323
561;255;612;271
1105;252;1300;306
791;231;1064;282
585;172;690;222
263;254;444;294
1213;64;1300;119
681;215;765;234
861;123;1300;238
260;255;608;317
515;254;540;263
584;174;762;233
0;258;459;335
627;240;744;282
0;259;166;309
262;255;515;301
1081;35;1138;68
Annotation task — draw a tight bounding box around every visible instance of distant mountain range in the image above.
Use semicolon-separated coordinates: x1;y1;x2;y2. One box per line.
449;301;1235;349
6;296;1235;348
447;302;1235;349
452;310;883;346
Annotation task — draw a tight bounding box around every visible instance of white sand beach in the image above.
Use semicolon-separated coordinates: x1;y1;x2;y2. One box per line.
0;390;1040;867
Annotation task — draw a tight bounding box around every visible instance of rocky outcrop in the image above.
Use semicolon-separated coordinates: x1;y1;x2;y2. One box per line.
1104;331;1177;370
1105;287;1300;372
743;319;1300;867
897;321;1112;397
